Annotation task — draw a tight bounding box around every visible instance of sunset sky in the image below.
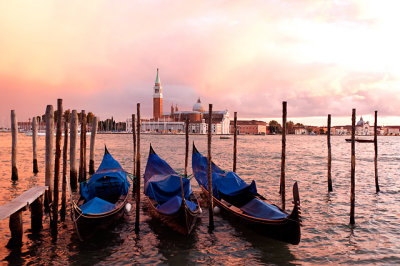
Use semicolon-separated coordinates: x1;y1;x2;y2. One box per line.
1;0;400;126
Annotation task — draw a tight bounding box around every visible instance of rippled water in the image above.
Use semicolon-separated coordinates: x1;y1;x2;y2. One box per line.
0;133;399;265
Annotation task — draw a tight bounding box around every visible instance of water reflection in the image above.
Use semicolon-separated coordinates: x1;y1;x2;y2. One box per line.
146;216;199;265
0;134;400;264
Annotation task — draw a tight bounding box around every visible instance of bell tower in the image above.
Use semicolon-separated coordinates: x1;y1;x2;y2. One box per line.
153;68;163;120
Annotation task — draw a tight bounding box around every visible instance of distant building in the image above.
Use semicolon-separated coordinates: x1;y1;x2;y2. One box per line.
384;126;400;135
230;120;267;135
332;125;352;135
294;126;307;135
356;116;371;135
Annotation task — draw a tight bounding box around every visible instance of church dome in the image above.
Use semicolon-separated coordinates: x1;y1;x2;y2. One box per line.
193;98;205;112
357;116;364;126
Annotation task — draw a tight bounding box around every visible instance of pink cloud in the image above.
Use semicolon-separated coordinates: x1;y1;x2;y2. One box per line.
0;0;398;124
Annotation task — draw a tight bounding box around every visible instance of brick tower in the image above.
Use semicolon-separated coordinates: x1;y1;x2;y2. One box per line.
153;68;163;120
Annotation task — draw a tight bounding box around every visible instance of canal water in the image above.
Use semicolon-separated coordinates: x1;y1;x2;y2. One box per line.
0;133;399;264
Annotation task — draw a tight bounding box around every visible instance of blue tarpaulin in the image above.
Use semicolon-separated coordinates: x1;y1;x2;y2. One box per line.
80;149;130;203
192;149;257;198
240;198;288;219
80;197;116;214
156;196;197;215
144;146;197;215
146;174;192;203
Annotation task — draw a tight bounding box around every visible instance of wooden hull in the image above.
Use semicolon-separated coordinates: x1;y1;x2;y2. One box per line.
145;195;200;235
72;194;129;239
200;185;301;245
346;138;374;143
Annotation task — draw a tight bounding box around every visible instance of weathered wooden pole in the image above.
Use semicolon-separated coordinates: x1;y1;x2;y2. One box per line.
374;110;380;193
52;99;63;234
135;104;141;233
233;111;237;172
61;113;69;221
32;116;39;174
79;110;87;182
7;210;23;248
11;110;18;180
70;110;78;190
350;108;356;225
327;114;333;192
31;195;43;233
184;117;189;177
280;101;287;210
132;114;136;194
45;105;54;205
207;104;214;231
89;116;98;175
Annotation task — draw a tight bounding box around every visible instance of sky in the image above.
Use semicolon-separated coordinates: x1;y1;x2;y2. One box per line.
1;0;400;126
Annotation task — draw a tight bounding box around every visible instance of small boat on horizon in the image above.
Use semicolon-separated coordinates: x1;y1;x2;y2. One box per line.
71;147;130;240
220;135;231;139
192;144;301;245
143;145;201;235
345;138;374;143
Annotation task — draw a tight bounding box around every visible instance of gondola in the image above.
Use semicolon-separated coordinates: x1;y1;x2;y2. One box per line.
144;145;201;235
345;138;374;143
192;144;301;245
71;147;130;239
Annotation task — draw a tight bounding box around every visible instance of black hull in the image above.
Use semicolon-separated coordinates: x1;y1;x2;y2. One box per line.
346;138;374;143
72;194;129;239
145;195;200;235
200;185;301;245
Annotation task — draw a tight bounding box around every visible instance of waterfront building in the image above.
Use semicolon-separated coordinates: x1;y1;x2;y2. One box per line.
230;120;267;135
384;126;400;135
294;126;307;135
356;116;371;135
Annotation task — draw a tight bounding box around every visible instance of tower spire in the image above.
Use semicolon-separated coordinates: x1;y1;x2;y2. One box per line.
155;68;161;85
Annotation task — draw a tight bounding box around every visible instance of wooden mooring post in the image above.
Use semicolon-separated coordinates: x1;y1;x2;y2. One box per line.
89;116;98;175
374;110;380;193
79;110;87;183
70;110;78;190
280;101;287;210
11;110;18;181
327;114;333;192
233;112;237;172
184;117;189;177
350;108;356;225
0;186;47;248
52;99;63;234
32;116;39;174
132;114;136;194
45;105;54;207
207;104;214;231
61;111;69;221
135;104;141;233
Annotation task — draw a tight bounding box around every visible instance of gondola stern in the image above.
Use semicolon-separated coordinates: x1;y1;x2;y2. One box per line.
104;145;110;155
149;143;156;155
192;142;199;154
288;181;302;244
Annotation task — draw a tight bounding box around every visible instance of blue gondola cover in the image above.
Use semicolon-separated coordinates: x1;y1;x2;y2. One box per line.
80;197;116;214
240;198;288;219
192;150;257;198
144;148;197;215
80;150;130;203
156;196;197;215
